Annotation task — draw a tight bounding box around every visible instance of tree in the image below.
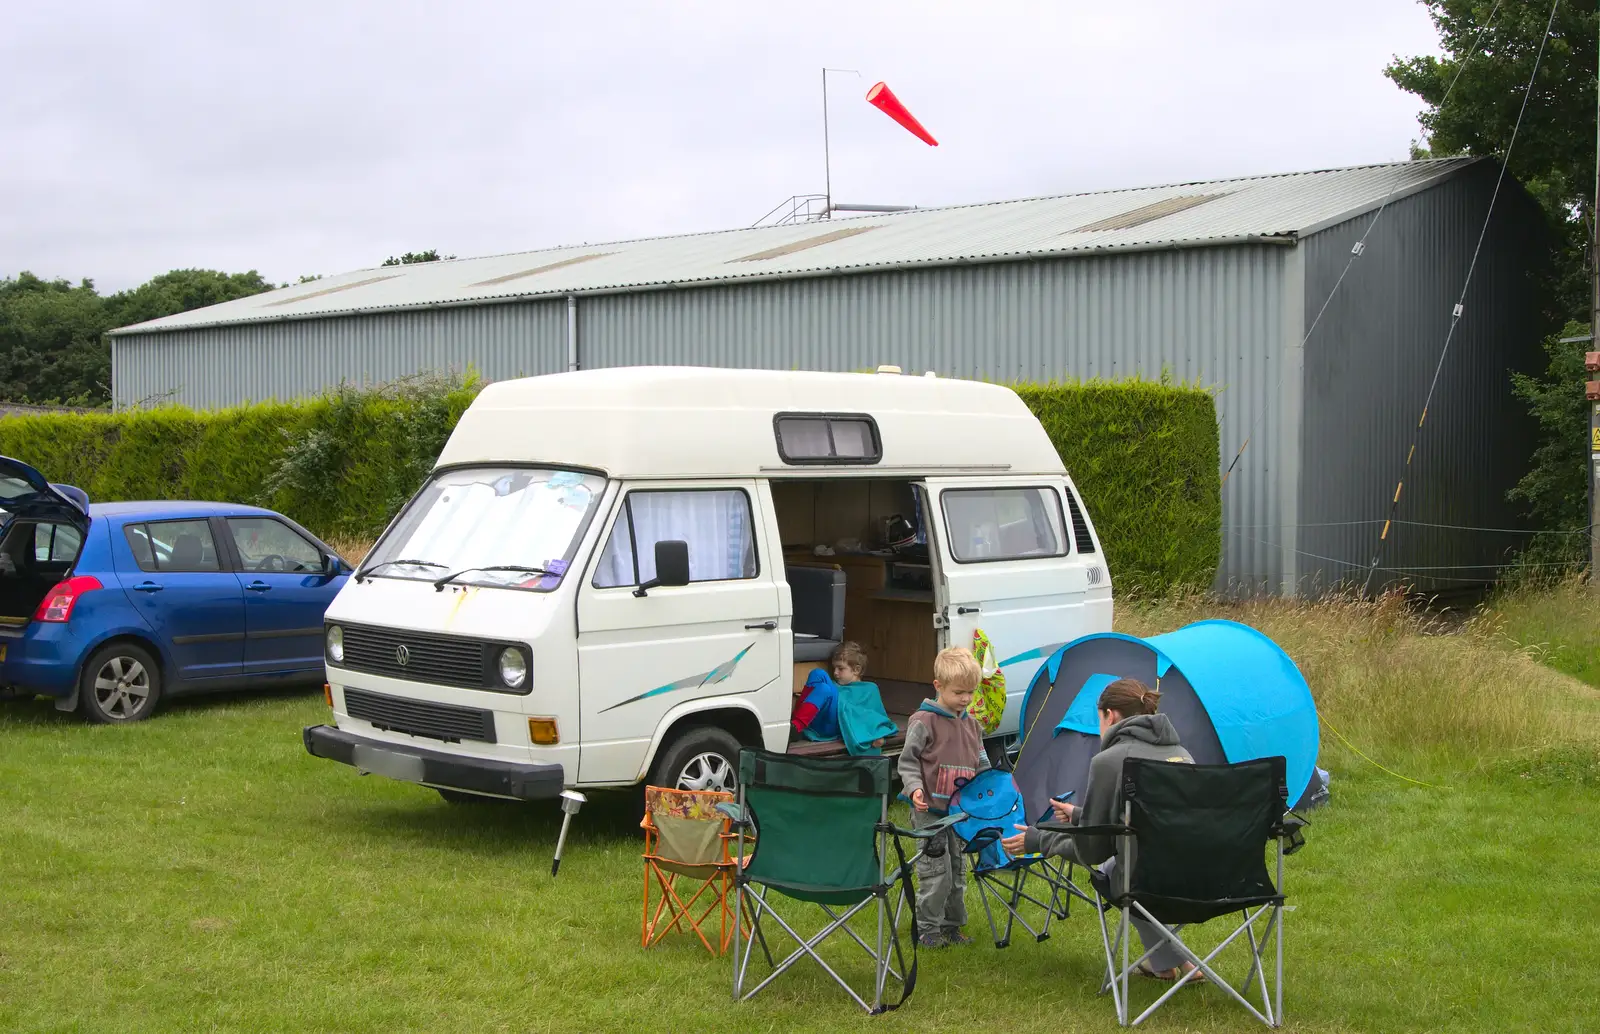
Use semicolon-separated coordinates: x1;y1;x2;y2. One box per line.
1386;0;1597;324
1507;321;1591;567
0;273;113;405
0;268;274;406
381;250;454;266
106;269;274;329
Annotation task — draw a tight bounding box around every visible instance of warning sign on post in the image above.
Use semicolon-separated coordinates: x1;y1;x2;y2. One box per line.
1592;426;1600;451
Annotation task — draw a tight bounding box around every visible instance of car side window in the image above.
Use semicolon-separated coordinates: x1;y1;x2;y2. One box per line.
226;517;323;573
123;520;222;573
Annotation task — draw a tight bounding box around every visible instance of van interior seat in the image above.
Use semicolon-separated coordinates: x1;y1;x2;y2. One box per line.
786;565;845;663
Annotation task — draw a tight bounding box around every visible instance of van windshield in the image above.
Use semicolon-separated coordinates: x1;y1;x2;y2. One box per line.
361;467;605;591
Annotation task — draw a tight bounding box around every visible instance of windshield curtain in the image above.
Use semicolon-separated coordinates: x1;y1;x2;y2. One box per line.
363;467;605;590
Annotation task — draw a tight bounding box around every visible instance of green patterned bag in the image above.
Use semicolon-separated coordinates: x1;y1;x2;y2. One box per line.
969;628;1006;736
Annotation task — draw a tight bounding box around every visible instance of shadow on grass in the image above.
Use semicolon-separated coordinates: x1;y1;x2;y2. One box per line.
336;787;645;853
0;682;323;728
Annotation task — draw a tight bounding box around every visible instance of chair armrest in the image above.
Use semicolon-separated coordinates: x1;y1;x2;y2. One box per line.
1275;811;1309;854
1037;821;1131;837
715;802;751;828
892;811;966;839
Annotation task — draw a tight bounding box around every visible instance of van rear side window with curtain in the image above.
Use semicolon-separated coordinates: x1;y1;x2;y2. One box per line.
940;488;1067;563
774;413;881;465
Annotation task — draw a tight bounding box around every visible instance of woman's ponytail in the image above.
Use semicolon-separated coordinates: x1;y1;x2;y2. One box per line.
1098;678;1160;716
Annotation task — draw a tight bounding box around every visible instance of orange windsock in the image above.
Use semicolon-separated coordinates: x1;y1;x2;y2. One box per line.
865;81;938;146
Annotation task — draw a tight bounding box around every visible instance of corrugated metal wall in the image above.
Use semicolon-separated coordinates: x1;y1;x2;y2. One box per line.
112;301;568;408
1296;163;1546;593
114;246;1296;589
577;249;1294;590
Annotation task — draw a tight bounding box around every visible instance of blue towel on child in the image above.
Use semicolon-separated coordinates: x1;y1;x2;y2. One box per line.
838;680;898;756
798;669;842;741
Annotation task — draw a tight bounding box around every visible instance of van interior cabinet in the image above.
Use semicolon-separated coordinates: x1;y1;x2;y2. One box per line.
784;548;936;686
866;590;937;684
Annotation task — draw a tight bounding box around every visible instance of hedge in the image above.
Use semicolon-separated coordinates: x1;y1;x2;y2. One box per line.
0;375;478;542
0;373;1221;591
1015;379;1220;593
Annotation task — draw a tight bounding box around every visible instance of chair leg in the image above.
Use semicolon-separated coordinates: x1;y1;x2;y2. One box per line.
1125;902;1279;1028
1092;888;1126;1023
975;872;1006;948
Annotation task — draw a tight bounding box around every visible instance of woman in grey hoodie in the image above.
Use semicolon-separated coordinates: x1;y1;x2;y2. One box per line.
1000;678;1197;982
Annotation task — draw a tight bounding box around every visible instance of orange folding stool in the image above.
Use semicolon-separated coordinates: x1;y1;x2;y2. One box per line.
641;785;745;955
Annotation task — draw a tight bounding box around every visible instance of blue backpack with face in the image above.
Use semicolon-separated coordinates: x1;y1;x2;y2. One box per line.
950;769;1029;872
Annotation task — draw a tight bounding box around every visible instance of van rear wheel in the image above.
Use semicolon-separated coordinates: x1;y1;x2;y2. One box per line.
650;726;740;794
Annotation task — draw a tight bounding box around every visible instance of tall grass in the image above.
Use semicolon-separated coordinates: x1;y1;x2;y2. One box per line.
1483;575;1600;688
325;536;376;565
1118;589;1600;775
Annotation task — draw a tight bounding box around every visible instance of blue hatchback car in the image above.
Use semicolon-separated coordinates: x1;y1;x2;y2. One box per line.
0;456;350;722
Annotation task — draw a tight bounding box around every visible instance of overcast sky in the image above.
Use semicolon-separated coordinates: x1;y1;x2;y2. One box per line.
4;1;1442;292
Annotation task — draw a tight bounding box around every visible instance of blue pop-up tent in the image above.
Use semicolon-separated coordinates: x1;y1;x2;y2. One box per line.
1011;620;1323;818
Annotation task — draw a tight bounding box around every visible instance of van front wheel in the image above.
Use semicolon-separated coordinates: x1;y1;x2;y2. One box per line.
650;726;740;794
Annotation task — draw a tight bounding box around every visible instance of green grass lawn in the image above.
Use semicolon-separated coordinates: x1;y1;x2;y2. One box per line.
5;588;1600;1033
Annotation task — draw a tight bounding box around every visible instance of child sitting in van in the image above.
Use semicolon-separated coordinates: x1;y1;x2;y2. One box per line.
791;641;864;742
897;646;990;947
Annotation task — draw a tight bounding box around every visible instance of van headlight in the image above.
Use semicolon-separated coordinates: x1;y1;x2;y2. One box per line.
498;647;528;689
326;625;345;664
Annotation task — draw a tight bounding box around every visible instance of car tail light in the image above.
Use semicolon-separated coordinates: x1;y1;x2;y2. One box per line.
35;576;103;623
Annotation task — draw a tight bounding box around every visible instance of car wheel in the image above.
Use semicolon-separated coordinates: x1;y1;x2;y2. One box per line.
79;643;162;724
649;726;741;794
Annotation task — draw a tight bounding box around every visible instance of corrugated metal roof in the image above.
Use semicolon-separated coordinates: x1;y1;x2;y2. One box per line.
113;158;1478;335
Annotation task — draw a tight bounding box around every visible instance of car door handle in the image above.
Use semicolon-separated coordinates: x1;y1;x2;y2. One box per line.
957;606;980;615
133;581;163;593
745;621;777;631
245;581;272;592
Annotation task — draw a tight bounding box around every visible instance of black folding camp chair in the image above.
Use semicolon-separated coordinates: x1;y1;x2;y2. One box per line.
719;749;962;1015
1042;756;1307;1028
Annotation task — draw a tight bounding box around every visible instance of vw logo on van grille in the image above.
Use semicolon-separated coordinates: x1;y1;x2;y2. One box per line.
395;644;411;667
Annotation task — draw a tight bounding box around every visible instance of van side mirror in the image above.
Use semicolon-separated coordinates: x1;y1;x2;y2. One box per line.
633;540;690;597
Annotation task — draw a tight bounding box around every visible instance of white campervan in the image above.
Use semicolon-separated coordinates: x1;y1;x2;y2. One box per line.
304;367;1112;803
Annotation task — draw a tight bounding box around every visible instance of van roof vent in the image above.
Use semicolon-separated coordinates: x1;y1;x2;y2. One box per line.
876;365;902;375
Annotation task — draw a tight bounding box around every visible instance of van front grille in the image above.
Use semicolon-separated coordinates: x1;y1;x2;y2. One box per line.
343;688;496;744
339;624;487;689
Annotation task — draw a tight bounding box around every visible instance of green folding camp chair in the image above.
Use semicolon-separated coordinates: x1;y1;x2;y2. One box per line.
1043;756;1309;1028
719;748;961;1015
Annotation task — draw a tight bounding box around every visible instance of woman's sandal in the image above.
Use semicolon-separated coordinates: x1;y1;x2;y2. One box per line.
1134;962;1208;984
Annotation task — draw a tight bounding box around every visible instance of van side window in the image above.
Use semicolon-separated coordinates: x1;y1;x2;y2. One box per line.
594;489;758;588
940;487;1067;563
1064;487;1097;554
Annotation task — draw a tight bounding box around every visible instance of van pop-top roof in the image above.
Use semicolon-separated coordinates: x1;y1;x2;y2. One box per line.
438;367;1067;480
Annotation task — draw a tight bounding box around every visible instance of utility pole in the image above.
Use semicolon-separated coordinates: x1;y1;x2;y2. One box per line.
1591;18;1600;588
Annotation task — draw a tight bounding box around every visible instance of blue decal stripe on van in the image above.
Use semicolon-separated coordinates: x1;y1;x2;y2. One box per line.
598;643;756;713
998;643;1067;669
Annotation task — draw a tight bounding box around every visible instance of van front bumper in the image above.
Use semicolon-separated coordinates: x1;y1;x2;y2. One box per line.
303;725;566;800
